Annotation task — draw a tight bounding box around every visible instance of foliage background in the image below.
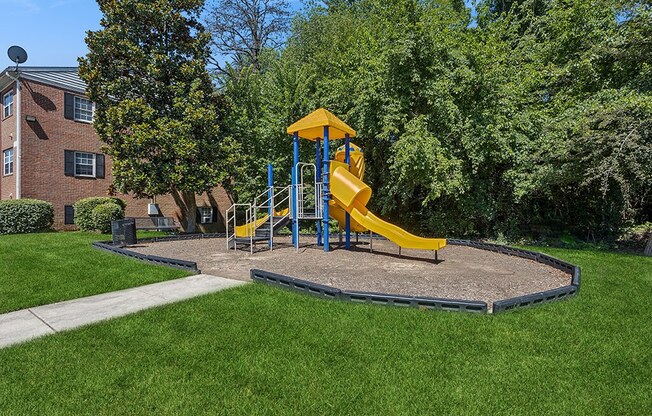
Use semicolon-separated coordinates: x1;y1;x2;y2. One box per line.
220;0;651;240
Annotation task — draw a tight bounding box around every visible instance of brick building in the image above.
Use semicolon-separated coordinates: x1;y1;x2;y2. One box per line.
0;67;231;232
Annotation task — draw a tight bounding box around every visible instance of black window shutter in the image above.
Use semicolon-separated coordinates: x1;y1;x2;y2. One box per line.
211;207;218;224
64;93;74;120
196;208;203;224
64;205;75;224
95;154;105;178
64;150;75;176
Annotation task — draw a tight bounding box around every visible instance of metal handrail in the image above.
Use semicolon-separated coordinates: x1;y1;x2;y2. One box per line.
225;203;252;251
253;187;272;208
274;186;291;213
226;185;292;253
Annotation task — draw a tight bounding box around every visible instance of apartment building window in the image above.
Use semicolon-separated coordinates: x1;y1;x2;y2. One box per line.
64;93;94;123
74;96;94;122
198;207;214;224
3;148;13;176
2;91;12;118
64;150;105;179
74;152;96;177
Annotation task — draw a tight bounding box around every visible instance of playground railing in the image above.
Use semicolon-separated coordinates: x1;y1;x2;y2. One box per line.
274;186;291;215
272;186;291;245
226;185;292;252
296;182;323;219
225;203;252;251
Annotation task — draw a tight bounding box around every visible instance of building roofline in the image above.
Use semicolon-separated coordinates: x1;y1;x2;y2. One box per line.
1;66;78;74
0;66;86;95
23;74;87;94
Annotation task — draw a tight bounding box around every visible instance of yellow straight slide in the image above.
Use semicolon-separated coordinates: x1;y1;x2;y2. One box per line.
235;208;289;237
330;166;447;251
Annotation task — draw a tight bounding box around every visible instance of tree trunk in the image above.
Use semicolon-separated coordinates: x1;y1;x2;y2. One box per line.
172;189;198;234
645;236;652;257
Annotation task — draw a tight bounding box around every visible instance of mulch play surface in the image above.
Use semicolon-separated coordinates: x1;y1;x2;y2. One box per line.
130;236;570;308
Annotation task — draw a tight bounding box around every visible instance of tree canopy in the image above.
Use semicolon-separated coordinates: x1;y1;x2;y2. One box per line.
80;0;233;232
220;0;652;241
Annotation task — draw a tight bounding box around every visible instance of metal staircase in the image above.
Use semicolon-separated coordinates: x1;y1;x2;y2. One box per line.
226;163;324;253
226;186;291;252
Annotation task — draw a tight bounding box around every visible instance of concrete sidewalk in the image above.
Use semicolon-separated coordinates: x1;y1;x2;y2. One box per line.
0;274;247;349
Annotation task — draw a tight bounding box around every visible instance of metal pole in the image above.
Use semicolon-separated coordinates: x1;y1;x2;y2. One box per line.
226;208;230;250
249;207;253;254
292;132;299;248
322;127;330;252
315;138;322;246
344;134;351;250
15;76;21;199
268;163;274;250
370;231;373;253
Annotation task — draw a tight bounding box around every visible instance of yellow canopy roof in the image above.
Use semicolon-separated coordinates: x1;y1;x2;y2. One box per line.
287;108;356;141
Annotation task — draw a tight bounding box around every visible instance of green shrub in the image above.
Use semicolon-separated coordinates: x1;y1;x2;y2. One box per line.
74;197;126;232
0;199;54;235
92;203;125;234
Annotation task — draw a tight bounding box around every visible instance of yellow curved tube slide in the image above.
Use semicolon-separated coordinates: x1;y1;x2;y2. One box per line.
329;200;368;233
330;166;446;251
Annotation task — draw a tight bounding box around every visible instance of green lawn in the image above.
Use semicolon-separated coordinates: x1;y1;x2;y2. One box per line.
0;246;651;414
0;232;189;314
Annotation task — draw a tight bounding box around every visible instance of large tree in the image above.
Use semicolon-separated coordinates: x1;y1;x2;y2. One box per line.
205;0;290;72
79;0;232;233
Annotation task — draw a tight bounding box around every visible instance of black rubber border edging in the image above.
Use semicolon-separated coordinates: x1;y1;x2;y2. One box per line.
448;239;581;313
253;239;581;314
92;241;203;273
93;232;226;273
94;233;581;314
250;269;488;314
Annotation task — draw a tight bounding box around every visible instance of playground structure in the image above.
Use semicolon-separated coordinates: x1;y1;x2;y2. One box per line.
226;108;447;256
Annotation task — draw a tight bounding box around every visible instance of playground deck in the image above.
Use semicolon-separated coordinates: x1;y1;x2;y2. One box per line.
130;236;570;307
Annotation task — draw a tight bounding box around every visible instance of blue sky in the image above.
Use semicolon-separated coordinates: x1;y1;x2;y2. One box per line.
0;0;102;68
1;0;474;69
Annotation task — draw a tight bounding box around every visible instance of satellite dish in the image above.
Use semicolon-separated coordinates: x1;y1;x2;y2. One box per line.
7;46;28;65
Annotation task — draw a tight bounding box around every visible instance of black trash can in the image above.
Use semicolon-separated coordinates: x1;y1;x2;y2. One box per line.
112;218;137;246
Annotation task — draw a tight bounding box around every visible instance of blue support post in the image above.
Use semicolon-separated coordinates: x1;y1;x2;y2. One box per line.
267;163;274;249
344;134;351;250
292;132;299;247
322;127;330;252
315;138;323;246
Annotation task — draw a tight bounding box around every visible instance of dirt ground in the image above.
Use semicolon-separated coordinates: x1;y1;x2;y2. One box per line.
130;236;570;307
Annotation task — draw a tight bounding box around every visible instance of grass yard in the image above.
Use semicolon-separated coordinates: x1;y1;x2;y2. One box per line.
0;232;189;314
0;246;651;414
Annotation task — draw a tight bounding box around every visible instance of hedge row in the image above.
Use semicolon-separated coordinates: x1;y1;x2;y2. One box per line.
74;197;125;233
0;199;54;235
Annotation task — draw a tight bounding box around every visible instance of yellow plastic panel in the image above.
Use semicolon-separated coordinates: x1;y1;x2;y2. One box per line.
287;108;356;141
330;166;372;209
334;143;365;180
329;201;368;232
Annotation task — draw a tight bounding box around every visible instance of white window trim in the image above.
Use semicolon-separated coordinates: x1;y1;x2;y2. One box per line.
73;95;95;123
3;148;14;176
199;207;214;224
3;91;13;119
74;151;96;178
